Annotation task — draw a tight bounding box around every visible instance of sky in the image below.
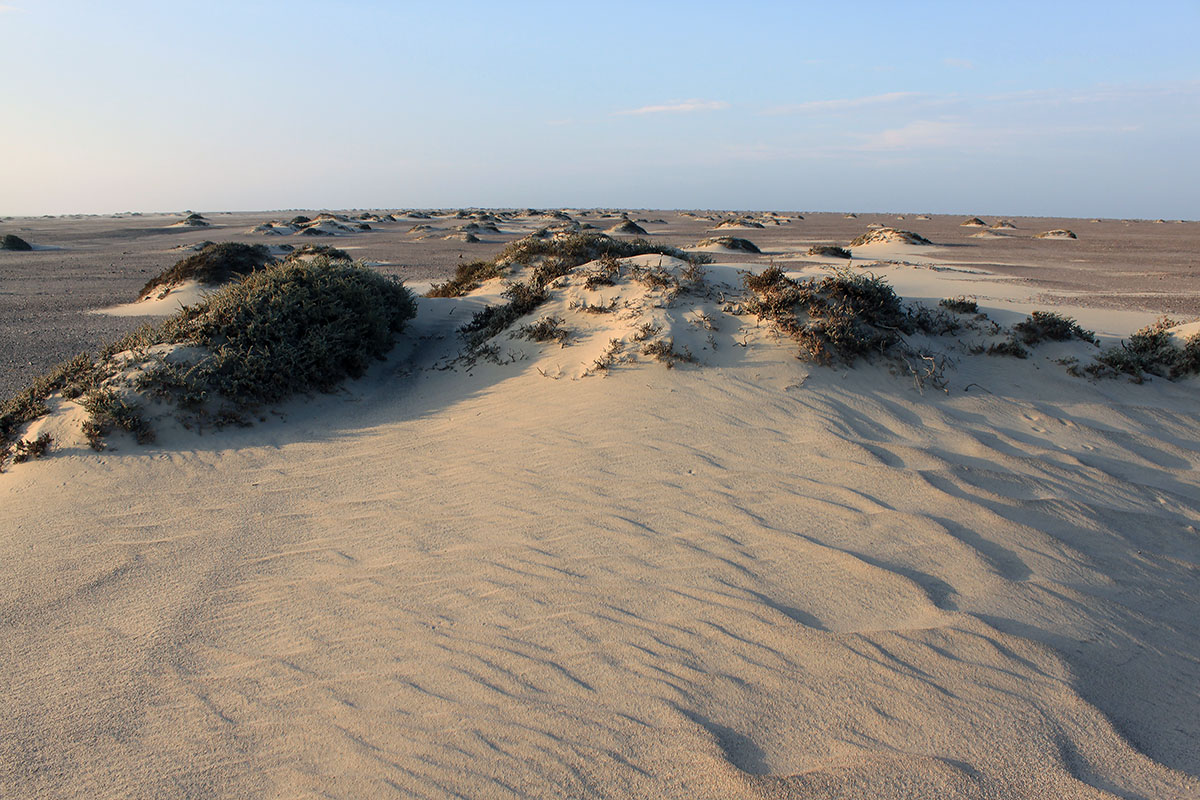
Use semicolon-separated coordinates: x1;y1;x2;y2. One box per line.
2;0;1198;218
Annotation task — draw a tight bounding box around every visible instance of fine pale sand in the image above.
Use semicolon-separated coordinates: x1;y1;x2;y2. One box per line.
1;213;1199;799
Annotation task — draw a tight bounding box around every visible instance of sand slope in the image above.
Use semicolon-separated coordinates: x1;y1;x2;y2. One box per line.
1;259;1199;799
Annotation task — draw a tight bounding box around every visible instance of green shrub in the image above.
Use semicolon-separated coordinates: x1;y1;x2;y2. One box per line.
515;315;571;346
744;268;910;364
939;296;978;314
428;259;504;297
140;242;274;298
80;389;154;450
1087;318;1200;381
1013;311;1096;345
151;258;417;405
807;245;851;259
285;244;351;262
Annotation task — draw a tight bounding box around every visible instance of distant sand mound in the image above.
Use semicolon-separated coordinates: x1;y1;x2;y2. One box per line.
1034;229;1077;240
170;212;210;228
970;230;1006;239
298;219;354;236
844;213;858;219
444;232;481;243
713;217;765;230
991;220;1017;229
694;236;760;253
849;228;932;247
960;216;987;227
1;234;33;251
607;220;648;235
916;214;932;220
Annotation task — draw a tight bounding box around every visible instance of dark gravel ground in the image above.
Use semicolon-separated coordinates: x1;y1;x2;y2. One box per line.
2;209;1197;401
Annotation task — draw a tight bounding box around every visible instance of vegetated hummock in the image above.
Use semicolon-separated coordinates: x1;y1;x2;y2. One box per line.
714;217;765;230
606;219;648;235
139;242;275;299
1035;229;1078;239
1;257;416;453
428;231;701;300
807;245;852;259
1;234;33;251
695;236;761;253
991;220;1017;229
174;212;210;227
960;216;987;227
848;228;933;247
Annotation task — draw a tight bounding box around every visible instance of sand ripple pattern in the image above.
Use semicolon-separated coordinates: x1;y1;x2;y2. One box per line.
2;358;1198;799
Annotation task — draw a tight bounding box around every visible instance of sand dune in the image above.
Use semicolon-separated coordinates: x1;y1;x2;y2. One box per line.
1;221;1199;799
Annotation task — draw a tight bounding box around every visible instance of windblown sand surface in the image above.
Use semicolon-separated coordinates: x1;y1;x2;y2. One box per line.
1;210;1199;798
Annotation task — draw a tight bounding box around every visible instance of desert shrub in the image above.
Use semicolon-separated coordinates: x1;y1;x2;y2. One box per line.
289;215;312;225
150;258;417;405
1013;311;1096;345
460;281;548;347
0;353;101;449
285;244;351;262
80;389;154;449
583;254;621;289
0;432;52;471
428;259;504;297
1086;318;1200;381
1;234;33;251
987;339;1028;358
807;245;851;259
632;321;663;342
515;315;571;346
744;268;913;364
641;338;695;368
908;305;960;336
140;242;274;298
940;296;978;314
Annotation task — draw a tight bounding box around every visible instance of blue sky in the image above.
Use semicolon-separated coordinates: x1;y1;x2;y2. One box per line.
2;0;1198;217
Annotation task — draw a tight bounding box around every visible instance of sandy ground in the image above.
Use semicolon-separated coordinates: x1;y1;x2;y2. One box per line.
1;210;1199;799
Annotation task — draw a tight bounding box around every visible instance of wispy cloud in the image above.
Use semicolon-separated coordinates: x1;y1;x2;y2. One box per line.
943;57;975;69
615;99;729;116
855;119;969;151
764;92;921;115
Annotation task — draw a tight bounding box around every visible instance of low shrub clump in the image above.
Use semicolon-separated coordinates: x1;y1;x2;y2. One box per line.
1013;311;1096;345
140;242;274;298
641;338;695;368
940;296;978;314
285;244;351;262
0;433;52;472
1086;318;1200;382
744;267;913;364
807;245;852;259
148;258;417;406
515;315;571;346
428;259;504;297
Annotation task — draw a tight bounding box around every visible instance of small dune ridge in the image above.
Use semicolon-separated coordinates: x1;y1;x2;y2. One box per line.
849;228;933;246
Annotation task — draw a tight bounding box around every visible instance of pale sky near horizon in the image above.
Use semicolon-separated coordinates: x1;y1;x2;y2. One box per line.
2;0;1198;218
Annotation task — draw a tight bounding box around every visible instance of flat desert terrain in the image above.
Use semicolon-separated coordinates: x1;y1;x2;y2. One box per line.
1;209;1198;799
